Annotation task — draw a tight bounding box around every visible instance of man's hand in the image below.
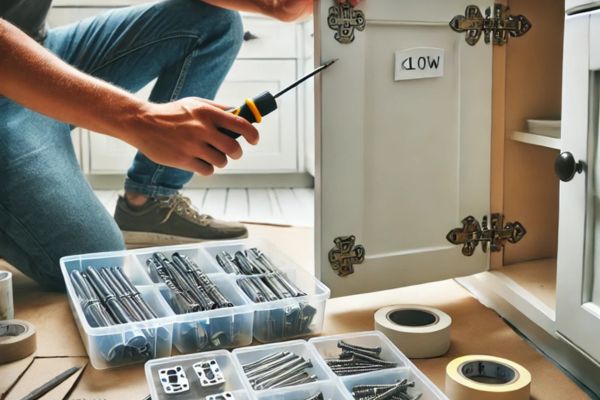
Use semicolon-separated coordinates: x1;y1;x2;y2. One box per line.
123;98;259;176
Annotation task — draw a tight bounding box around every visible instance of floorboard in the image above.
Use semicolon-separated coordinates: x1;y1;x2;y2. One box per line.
94;187;314;226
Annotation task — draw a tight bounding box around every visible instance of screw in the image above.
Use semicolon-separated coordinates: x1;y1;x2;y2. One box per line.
238;278;266;303
242;351;289;372
255;359;313;390
250;277;279;302
304;393;324;400
251;355;305;386
216;251;241;274
246;353;298;379
268;371;310;389
338;341;381;358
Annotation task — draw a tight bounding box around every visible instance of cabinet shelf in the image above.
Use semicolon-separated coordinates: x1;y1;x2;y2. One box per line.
511;131;561;150
500;257;557;310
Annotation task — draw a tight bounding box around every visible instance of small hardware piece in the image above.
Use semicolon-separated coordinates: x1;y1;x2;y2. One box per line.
449;4;531;46
194;359;226;387
158;365;189;394
446;213;527;256
328;235;365;277
352;379;422;400
327;2;365;44
206;392;235;400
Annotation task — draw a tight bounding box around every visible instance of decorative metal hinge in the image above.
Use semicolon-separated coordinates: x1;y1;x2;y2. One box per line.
446;214;526;256
327;2;366;44
449;4;531;46
328;235;365;276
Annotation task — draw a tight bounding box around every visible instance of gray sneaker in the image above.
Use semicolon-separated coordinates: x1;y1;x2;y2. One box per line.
114;194;247;247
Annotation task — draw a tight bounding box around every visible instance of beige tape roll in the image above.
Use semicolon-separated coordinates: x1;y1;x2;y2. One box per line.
374;305;451;358
445;355;531;400
0;319;37;364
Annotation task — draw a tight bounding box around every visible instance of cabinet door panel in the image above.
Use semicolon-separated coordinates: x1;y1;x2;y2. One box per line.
238;16;297;59
316;0;492;296
556;13;600;363
214;59;297;173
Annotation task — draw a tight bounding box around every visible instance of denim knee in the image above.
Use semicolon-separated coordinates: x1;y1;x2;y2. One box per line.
160;0;243;55
210;6;244;58
35;218;124;292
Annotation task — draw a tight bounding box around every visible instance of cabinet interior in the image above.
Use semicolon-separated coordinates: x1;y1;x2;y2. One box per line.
491;0;565;311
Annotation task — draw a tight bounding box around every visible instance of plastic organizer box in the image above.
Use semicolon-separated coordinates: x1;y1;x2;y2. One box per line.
144;331;448;400
60;239;330;369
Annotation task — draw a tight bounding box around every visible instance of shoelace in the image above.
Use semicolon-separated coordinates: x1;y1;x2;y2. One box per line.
159;194;211;225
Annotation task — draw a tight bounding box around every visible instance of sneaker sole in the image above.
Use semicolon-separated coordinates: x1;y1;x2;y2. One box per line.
122;230;249;248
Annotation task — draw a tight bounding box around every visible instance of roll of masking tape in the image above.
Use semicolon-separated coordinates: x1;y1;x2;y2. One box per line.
0;320;37;364
445;355;531;400
0;271;13;320
374;305;451;358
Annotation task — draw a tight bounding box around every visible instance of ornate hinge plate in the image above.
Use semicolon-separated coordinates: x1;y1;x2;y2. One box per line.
446;214;526;256
449;4;531;46
327;2;366;44
328;235;365;276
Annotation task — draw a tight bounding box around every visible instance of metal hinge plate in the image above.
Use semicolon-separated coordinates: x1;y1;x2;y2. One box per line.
328;235;365;276
450;4;531;46
327;2;366;44
446;213;526;256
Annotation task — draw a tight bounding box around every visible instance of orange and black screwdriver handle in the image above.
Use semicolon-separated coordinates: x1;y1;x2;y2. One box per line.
217;60;337;139
218;91;278;139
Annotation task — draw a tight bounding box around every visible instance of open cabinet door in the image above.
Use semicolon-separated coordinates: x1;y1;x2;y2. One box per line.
557;11;600;363
315;0;493;296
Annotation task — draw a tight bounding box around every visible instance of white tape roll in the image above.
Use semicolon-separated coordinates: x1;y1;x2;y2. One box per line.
374;305;451;358
445;355;531;400
0;271;13;320
0;319;37;364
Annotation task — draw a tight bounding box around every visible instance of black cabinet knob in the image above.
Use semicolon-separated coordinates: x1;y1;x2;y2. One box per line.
554;151;584;182
243;31;259;41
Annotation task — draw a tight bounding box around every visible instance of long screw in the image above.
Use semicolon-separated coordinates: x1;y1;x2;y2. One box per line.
242;351;289;372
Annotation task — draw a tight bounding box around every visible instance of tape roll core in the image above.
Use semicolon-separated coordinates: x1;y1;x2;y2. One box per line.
387;309;439;327
0;319;36;364
446;355;531;400
0;323;25;338
374;305;451;358
460;360;518;385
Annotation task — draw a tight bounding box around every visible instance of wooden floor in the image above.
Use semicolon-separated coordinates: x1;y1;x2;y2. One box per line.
95;188;314;227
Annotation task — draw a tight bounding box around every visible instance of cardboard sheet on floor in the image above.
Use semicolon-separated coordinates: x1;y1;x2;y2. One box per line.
324;280;589;400
0;226;591;399
4;357;86;400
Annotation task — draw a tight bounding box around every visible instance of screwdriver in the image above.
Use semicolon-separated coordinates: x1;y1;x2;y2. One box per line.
219;59;337;139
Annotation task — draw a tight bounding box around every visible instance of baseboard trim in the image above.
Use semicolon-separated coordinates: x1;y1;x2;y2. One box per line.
86;173;315;190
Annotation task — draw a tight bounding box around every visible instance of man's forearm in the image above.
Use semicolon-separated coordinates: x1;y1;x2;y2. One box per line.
0;18;143;141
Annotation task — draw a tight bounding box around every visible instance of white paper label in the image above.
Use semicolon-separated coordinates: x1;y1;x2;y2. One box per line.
394;47;445;81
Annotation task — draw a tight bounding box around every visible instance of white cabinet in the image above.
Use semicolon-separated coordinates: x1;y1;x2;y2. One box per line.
315;0;600;392
48;5;304;175
556;10;600;364
214;59;297;173
315;0;493;296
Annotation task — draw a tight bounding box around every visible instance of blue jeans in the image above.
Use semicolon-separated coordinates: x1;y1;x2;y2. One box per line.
0;0;243;289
